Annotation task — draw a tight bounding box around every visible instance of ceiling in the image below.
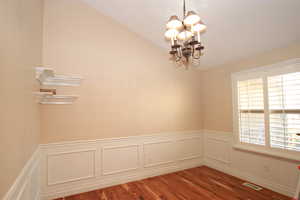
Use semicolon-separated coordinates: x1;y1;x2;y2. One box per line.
82;0;300;69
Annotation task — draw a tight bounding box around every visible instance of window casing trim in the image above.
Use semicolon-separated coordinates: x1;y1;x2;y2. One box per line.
231;58;300;161
233;143;300;161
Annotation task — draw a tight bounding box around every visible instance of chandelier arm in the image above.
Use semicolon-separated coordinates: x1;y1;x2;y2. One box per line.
192;51;201;59
176;47;182;59
175;54;182;62
192;55;201;59
176;50;183;62
176;54;182;61
191;45;201;59
192;45;195;56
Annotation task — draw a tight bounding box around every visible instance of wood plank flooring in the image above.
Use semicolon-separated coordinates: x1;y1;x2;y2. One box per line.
54;166;290;200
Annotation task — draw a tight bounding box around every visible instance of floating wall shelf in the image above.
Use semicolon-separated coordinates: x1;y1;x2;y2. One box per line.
33;91;53;97
35;67;82;105
39;95;79;105
36;67;83;86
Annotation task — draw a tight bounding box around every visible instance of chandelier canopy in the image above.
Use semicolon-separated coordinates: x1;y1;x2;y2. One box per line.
164;0;206;66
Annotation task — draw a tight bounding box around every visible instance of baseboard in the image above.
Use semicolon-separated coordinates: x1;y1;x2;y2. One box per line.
3;147;41;200
39;131;204;200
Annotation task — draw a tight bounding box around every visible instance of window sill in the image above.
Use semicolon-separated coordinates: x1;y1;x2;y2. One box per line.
233;144;300;162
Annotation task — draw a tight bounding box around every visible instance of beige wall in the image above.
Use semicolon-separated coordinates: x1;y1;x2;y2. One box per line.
0;0;43;198
1;0;299;197
200;42;300;132
41;0;203;143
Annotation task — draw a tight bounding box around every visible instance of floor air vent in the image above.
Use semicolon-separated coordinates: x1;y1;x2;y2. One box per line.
242;182;263;191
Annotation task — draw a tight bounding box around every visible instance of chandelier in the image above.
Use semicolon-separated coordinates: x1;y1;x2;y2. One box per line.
164;0;207;66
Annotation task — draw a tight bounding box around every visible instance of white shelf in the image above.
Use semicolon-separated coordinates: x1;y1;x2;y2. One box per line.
35;67;82;104
33;91;53;97
36;67;83;86
38;95;79;105
33;91;78;105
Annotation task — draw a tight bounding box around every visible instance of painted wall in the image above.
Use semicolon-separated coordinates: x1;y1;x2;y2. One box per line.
200;42;300;132
41;0;203;143
0;0;43;198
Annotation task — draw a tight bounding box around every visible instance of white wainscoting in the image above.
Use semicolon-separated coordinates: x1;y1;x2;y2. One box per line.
3;148;41;200
4;130;299;200
203;130;299;197
39;132;203;200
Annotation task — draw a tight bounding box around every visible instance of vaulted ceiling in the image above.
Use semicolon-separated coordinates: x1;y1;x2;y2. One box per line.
82;0;300;69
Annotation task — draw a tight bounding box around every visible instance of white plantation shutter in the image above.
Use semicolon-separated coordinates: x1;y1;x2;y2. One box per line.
237;78;265;145
268;72;300;151
233;60;300;156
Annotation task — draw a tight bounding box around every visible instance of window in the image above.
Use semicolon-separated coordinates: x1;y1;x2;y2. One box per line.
237;78;265;146
232;59;300;157
268;72;300;151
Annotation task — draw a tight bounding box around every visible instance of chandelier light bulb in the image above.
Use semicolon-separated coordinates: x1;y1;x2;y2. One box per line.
164;29;179;39
184;11;201;26
178;30;193;41
165;29;179;45
192;22;207;33
166;15;183;30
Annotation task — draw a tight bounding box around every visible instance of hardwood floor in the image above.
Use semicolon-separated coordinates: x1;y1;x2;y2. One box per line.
54;166;290;200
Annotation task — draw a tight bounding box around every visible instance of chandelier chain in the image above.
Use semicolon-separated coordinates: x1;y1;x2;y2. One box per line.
183;0;186;17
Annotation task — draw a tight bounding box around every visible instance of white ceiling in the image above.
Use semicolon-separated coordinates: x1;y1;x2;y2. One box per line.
82;0;300;69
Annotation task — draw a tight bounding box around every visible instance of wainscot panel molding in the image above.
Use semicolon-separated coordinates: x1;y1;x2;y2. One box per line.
203;130;298;197
39;131;203;200
143;140;175;168
4;130;298;200
102;144;140;175
3;148;41;200
47;149;97;185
